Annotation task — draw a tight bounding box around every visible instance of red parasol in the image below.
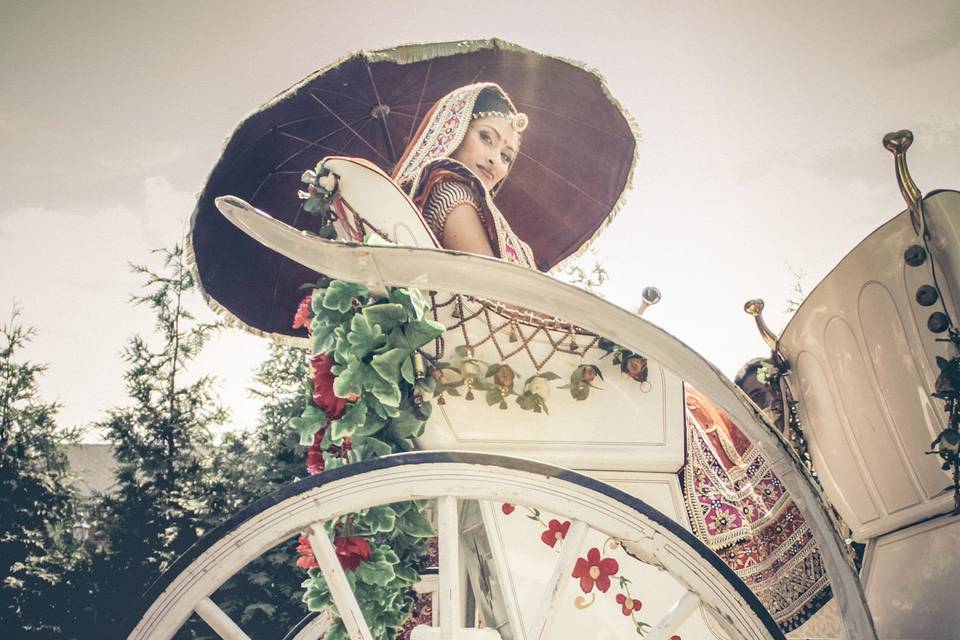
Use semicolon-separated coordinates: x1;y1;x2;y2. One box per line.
188;38;638;343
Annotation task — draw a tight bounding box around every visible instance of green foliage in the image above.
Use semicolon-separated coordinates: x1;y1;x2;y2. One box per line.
0;308;85;638
81;246;228;635
293;280;441;636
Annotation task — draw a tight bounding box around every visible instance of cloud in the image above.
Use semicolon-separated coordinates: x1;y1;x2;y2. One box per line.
0;176;263;435
878;5;960;67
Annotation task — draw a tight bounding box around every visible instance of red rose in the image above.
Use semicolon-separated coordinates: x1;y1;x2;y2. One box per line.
334;535;372;571
501;503;515;515
311;354;348;420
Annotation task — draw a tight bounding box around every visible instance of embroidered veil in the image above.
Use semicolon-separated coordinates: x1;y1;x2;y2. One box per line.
391;83;537;269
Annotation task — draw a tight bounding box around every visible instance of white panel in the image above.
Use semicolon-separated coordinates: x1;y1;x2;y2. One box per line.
793;351;880;528
859;282;946;500
780;196;959;539
823;317;918;515
862;514;960;640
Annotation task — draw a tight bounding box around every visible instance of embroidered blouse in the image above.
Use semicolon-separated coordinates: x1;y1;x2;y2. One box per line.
422;179;486;243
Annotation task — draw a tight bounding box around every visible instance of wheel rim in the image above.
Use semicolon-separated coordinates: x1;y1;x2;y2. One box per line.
127;452;785;640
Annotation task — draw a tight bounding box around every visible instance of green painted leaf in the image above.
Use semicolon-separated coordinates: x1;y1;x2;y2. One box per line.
331;401;366;440
333;359;369;398
369;375;401;408
362;303;407;331
323;280;367;313
393;562;419;585
347;314;387;359
386;327;412;351
397;509;435;537
390;410;424;439
360;505;397;533
389;287;429;319
364;437;392;457
539;371;562;381
355;560;396;586
371;348;410;383
403;319;445;350
400;356;415;385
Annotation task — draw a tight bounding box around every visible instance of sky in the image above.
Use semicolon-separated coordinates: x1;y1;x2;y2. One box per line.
1;0;958;438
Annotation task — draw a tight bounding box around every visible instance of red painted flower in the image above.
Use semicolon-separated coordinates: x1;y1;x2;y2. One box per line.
295;535;318;569
306;430;325;475
311;354;348;420
501;503;515;515
571;547;619;593
540;519;571;548
292;293;313;331
334;535;372;571
615;593;642;616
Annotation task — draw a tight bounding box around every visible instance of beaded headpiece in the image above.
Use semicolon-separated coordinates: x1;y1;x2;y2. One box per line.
392;82;526;194
472;110;529;134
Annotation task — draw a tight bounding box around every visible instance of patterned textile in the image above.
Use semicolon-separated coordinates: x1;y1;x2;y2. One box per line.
682;386;831;631
391;83;537;269
422;179;485;242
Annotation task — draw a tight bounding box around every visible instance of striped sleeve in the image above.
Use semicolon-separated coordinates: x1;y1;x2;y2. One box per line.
422;180;484;242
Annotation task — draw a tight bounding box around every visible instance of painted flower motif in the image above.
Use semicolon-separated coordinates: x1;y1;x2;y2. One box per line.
571;547;619;593
292;293;313;331
501;503;515;515
296;535;318;569
311;354;348;420
615;593;642;616
580;365;600;383
334;535;372;571
540;519;571;548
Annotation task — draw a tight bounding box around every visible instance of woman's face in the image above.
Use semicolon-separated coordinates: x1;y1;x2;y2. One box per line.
451;115;520;191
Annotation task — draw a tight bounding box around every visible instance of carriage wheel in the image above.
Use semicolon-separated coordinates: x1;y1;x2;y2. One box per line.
126;452;784;640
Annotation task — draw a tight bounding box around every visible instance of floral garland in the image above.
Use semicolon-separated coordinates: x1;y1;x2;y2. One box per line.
430;339;650;413
288;162;657;635
290;279;442;640
931;344;960;513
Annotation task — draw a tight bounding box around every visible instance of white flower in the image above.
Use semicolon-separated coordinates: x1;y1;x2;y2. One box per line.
525;376;551;399
317;173;338;193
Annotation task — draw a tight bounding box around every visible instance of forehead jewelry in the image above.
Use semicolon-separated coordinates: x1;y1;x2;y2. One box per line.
472;110;529;134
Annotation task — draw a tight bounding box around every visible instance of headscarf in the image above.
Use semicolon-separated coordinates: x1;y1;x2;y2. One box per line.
392;83;536;268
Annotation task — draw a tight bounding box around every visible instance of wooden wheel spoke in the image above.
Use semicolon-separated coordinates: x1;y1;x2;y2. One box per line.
643;590;701;640
307;523;374;640
194;597;251;640
526;520;589;640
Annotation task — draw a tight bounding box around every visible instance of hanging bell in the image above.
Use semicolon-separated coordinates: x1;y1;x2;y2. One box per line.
509;323;519;343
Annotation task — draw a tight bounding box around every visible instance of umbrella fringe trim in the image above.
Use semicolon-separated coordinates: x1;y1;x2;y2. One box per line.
189;37;640;343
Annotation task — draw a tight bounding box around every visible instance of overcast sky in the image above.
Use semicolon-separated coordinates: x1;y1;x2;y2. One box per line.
2;1;958;438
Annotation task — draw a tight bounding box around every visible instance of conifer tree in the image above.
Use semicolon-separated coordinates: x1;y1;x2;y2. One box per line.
202;342;312;637
0;308;82;637
86;246;226;633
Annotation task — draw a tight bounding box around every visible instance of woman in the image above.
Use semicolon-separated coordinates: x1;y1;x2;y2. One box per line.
392;83;537;269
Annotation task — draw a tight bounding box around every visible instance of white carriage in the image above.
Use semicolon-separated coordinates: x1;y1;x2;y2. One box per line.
129;42;956;640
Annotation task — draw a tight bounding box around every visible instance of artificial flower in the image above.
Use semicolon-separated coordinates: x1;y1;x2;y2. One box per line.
292;293;313;330
501;503;515;515
311;354;348;420
296;535;318;569
306;429;325;475
334;535;372;571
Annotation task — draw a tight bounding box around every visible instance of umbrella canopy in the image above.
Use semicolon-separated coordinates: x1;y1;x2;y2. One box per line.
188;38;639;343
